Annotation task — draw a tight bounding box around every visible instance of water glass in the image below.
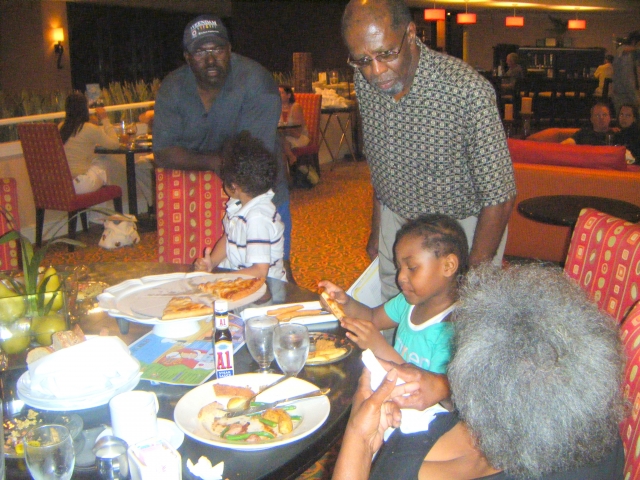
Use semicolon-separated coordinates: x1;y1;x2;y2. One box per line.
245;316;278;373
23;424;75;480
273;324;309;376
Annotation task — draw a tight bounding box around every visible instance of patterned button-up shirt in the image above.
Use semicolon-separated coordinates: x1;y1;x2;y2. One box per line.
354;40;516;220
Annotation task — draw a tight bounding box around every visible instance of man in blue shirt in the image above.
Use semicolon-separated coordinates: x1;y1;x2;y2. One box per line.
154;15;293;276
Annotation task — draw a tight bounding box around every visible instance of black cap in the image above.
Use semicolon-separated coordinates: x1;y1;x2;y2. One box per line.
183;15;229;53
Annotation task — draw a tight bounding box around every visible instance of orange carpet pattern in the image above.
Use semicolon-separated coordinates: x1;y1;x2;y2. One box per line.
42;161;373;480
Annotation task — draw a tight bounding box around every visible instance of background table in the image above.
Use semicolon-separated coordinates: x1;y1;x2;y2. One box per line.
2;262;361;479
517;195;640;226
94;145;152;218
320;104;362;166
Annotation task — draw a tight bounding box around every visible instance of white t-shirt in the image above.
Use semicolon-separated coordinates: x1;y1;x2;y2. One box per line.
220;190;286;281
61;120;120;177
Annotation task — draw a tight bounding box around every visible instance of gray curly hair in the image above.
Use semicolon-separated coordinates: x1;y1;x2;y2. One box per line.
448;264;625;478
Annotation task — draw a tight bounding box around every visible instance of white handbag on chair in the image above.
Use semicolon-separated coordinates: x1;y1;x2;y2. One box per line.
99;214;140;249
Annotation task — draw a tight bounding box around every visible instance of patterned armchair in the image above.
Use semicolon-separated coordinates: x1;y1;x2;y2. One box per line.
0;178;20;271
564;208;640;323
620;302;640;479
155;168;227;264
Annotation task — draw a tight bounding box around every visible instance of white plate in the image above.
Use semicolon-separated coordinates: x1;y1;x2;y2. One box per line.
174;373;330;451
17;369;141;411
98;272;267;335
97;418;184;449
241;301;337;326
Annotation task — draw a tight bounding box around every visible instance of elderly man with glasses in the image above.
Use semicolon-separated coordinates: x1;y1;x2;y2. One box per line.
153;15;294;279
342;0;516;305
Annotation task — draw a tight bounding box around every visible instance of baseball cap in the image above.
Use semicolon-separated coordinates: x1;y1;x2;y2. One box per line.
183;15;229;52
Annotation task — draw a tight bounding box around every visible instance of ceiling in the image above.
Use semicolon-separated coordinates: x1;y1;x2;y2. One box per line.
407;0;640;12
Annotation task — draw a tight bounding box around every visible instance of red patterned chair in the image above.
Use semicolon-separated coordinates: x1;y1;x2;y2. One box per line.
0;178;20;271
564;208;640;323
292;93;322;176
17;123;123;251
155;168;227;264
619;302;640;479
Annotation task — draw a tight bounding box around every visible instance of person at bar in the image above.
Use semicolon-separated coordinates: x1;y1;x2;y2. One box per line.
153;15;294;280
341;0;516;303
562;102;612;146
502;52;523;89
612;30;640;115
594;54;614;97
333;264;625;480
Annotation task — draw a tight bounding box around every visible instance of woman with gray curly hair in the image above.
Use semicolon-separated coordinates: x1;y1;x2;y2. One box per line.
333;264;625;480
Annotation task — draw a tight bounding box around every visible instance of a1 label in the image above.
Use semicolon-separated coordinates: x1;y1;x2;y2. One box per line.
215;340;234;378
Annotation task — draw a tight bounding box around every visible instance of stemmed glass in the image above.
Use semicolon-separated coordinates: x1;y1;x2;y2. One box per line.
125;121;137;149
273;324;309;377
245;316;278;373
23;424;75;480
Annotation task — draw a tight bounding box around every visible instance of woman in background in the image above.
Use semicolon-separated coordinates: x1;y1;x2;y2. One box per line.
59;92;120;194
279;86;318;185
614;104;640;164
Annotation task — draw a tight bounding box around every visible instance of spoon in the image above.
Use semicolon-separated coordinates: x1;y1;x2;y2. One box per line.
226;374;294;412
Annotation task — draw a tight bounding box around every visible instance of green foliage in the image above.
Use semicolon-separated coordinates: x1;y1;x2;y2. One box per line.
547;15;568;36
0;79;160;141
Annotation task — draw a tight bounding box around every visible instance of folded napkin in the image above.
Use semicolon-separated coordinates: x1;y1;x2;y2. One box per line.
28;336;140;399
314;87;350;108
362;349;447;436
241;301;337;325
187;457;224;480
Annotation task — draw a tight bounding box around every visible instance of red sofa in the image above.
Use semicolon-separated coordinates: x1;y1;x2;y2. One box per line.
505;130;640;262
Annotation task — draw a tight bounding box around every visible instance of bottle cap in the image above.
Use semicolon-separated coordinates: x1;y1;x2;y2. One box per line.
214;299;228;313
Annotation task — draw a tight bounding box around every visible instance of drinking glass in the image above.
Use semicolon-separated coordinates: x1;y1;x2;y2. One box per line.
23;424;75;480
245;316;278;373
273;324;309;376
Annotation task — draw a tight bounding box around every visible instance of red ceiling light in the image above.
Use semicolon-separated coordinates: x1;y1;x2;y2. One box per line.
505;7;524;27
457;13;477;24
424;8;446;21
568;19;586;30
457;1;476;25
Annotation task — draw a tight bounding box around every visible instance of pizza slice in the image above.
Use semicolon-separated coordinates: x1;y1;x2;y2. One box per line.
320;291;346;320
197;277;265;302
162;296;213;320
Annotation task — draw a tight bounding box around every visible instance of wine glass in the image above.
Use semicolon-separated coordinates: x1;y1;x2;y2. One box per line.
245;316;278;373
125;122;137;149
23;424;75;480
273;324;309;377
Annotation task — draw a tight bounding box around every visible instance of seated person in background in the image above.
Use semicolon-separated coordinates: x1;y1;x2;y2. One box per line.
562;102;612;146
333;264;625;480
59;92;120;194
195;131;286;281
614;104;640;164
279;85;318;185
594;54;614;97
320;214;469;408
504;53;523;82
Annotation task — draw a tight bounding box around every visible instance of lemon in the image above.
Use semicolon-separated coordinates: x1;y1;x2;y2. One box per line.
31;313;66;346
0;333;30;355
0;282;25;322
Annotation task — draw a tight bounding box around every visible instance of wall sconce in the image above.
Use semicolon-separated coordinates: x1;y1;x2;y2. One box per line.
52;27;64;69
568;19;586;30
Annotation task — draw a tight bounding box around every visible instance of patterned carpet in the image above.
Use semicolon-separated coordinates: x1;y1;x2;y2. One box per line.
42;160;373;479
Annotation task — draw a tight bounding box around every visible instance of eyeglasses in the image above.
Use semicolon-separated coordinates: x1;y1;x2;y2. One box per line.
191;46;227;60
347;26;409;69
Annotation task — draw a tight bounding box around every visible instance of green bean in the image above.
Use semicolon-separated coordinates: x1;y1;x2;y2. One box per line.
250;402;267;407
259;417;277;427
280;405;297;411
225;433;252;441
254;431;275;439
220;426;230;438
289;415;302;421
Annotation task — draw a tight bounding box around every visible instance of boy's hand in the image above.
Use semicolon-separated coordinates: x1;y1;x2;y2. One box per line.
317;280;349;305
341;317;388;353
194;247;215;272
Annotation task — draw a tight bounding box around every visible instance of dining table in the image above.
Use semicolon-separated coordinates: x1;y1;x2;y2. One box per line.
1;262;362;479
94;145;153;219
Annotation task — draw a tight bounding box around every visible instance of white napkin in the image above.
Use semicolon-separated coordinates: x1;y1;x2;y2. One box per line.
314;87;350;108
187;457;224;480
241;301;337;325
28;336;140;399
361;349;448;436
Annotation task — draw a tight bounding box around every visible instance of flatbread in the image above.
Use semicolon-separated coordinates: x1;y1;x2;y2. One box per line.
197;277;265;302
320;291;346;320
162;296;213;320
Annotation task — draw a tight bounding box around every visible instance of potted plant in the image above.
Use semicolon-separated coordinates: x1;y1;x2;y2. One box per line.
0;213;84;366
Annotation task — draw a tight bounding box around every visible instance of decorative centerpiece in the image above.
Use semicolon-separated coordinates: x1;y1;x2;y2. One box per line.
0;228;82;368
